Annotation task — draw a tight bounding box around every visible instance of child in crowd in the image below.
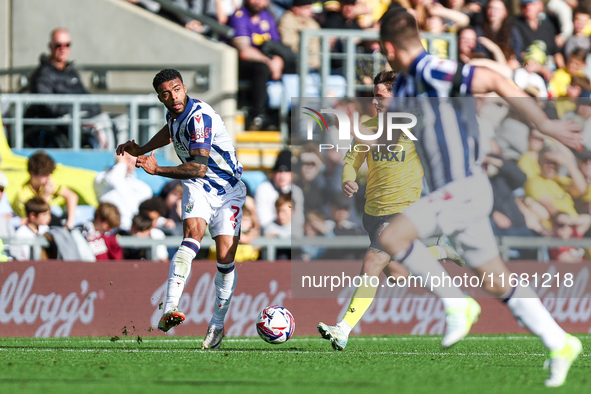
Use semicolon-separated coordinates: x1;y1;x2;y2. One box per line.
124;212;168;262
12;151;78;229
563;6;591;59
11;197;51;260
81;202;123;260
263;193;292;239
549;212;585;263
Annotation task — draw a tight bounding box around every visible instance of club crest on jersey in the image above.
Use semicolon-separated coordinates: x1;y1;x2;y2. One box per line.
185;201;194;213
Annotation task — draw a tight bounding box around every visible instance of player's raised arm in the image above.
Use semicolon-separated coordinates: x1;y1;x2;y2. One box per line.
470;66;582;150
136;148;209;179
116;124;172;157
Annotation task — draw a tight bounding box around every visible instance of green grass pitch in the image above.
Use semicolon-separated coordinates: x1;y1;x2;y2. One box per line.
0;334;589;394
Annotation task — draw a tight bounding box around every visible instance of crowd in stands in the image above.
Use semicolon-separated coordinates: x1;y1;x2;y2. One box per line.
6;0;591;261
121;0;591;132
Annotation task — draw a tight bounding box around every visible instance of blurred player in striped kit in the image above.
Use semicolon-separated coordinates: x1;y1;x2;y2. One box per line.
319;9;582;387
319;70;478;350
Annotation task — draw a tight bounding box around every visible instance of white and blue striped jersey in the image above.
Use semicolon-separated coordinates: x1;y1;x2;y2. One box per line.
166;97;243;195
392;51;483;191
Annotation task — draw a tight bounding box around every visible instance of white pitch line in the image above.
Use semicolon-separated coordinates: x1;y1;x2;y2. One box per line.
0;336;557;345
1;348;590;357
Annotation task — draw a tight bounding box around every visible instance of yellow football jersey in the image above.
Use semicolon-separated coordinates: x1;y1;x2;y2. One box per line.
342;117;424;216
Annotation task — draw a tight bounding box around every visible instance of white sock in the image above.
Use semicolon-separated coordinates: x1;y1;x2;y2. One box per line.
164;238;199;313
336;321;352;336
503;285;567;351
209;261;237;329
396;240;467;310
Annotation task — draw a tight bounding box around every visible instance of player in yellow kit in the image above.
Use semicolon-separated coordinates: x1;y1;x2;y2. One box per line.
318;71;479;350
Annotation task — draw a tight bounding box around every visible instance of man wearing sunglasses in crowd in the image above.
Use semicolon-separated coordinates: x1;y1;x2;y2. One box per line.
27;28;127;149
28;28;101;120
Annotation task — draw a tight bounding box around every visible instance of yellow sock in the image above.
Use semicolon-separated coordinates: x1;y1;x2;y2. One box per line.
342;281;379;329
428;245;446;260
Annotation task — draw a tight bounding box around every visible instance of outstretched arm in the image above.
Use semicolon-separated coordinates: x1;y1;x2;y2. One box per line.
470;67;582;150
116;124;172;157
136;148;210;179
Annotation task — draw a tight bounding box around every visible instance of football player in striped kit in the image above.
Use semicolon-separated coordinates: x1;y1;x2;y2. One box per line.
319;70;477;351
117;69;246;349
320;9;583;387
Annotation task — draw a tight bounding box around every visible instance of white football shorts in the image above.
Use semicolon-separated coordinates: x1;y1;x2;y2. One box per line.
402;171;499;267
181;180;247;238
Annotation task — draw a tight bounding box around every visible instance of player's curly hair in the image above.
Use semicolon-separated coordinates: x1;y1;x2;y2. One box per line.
27;151;56;176
152;69;183;93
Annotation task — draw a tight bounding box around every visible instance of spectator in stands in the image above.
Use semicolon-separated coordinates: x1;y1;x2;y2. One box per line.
564;6;591;59
512;51;549;97
322;0;364;73
296;143;328;217
484;150;541;239
323;0;364;29
270;0;294;20
263;192;292;259
524;144;588;218
263;192;292;238
429;1;471;32
393;0;428;29
301;210;328;260
549;212;585;263
457;26;480;64
513;0;565;77
26;28;128;149
237;205;261;260
171;0;217;34
549;49;588;98
159;179;184;235
0;155;18;223
139;196;177;234
228;0;296;130
216;0;245;25
575;149;591;214
124;0;162;13
325;193;363;236
124;212;169;262
0;172;15;240
255;149;304;236
518;128;545;178
94;152;153;231
12;151;79;229
278;0;321;71
81;202;123;260
574;98;591;150
11;197;51;261
474;0;522;60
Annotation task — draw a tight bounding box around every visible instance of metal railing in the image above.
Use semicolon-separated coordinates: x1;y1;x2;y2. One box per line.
299;30;458;98
3;235;591;262
0;94;165;150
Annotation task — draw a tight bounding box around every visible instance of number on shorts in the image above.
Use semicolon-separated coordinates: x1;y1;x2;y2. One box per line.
230;206;240;222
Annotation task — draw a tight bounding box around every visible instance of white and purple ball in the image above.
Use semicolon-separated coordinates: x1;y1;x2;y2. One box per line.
256;306;295;344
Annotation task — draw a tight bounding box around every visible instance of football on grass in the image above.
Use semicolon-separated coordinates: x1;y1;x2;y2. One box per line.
256;306;295;344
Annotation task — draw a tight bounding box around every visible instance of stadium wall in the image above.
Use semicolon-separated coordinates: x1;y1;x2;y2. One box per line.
1;0;237;131
1;261;590;338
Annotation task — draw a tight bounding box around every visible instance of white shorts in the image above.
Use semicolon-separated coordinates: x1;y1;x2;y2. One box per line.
181;180;247;238
402;171;499;267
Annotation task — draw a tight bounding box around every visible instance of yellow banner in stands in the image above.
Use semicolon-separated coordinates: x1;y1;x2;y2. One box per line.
0;113;98;207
